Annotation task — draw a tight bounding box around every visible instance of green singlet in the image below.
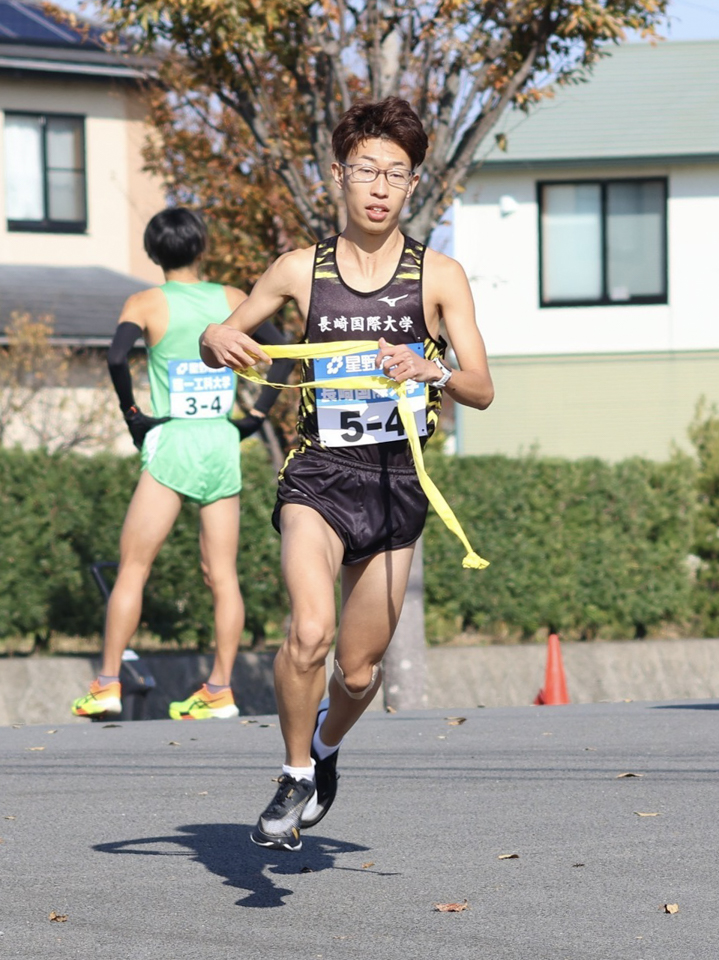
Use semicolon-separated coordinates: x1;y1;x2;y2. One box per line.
141;280;241;505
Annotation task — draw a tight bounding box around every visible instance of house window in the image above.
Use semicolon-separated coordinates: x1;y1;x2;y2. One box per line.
4;112;86;232
539;178;667;306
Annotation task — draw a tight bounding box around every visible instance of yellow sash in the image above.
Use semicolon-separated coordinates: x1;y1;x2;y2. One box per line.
236;339;488;570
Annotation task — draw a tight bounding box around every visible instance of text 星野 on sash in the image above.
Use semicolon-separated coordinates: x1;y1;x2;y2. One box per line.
314;343;427;448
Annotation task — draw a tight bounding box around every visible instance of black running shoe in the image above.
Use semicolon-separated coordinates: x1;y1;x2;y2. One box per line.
301;700;340;829
250;774;316;852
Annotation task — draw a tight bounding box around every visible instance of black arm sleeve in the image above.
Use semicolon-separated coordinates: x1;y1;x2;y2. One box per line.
107;321;143;414
251;321;296;417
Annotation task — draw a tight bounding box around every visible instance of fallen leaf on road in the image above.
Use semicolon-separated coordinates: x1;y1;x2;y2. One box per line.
635;812;660;817
572;863;585;868
445;717;466;726
102;724;121;729
662;903;679;914
240;719;258;725
26;747;45;752
385;706;397;714
434;900;469;913
49;912;68;923
542;732;553;736
168;741;180;746
437;735;447;740
259;724;275;728
498;853;519;860
362;862;375;869
11;724;23;729
615;772;644;779
46;730;58;735
300;866;313;873
3;816;15;821
197;791;208;796
585;747;597;752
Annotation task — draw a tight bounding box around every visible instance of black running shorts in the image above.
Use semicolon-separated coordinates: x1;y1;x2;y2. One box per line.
272;446;428;565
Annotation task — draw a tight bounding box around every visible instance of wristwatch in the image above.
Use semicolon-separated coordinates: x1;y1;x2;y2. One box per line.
431;357;453;388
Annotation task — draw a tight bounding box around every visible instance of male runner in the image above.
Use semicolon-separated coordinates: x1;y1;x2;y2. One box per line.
200;98;494;848
71;207;293;721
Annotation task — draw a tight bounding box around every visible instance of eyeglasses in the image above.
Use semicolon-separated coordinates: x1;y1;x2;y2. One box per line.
340;162;415;188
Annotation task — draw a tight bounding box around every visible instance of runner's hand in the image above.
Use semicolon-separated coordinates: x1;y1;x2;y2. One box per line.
200;324;272;370
375;337;437;383
231;413;266;440
124;407;169;450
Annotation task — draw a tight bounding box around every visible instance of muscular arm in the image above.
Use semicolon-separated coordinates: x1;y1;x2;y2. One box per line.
375;253;494;410
200;248;312;369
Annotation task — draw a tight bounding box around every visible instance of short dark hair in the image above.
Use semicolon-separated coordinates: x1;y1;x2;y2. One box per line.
143;207;207;271
332;97;428;170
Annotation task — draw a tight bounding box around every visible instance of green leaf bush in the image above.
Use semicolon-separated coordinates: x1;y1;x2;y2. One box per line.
0;444;700;646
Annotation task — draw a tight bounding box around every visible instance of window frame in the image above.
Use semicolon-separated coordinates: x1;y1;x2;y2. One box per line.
5;110;87;234
537;176;668;308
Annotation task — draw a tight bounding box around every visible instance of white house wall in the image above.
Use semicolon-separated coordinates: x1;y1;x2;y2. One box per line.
0;76;164;284
456;162;719;358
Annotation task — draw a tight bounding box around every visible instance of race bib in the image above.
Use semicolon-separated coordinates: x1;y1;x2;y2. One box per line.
168;360;234;419
315;345;427;448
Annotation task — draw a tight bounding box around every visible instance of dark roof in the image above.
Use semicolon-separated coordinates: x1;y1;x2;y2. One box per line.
0;265;151;346
0;2;154;79
0;0;104;47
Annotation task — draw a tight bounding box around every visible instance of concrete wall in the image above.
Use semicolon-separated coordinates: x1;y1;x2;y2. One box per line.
3;637;719;727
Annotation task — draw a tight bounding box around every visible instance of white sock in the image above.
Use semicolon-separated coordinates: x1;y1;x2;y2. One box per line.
312;708;342;761
282;762;315;783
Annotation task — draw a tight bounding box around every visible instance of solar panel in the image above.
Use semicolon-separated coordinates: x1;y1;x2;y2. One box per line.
0;0;104;47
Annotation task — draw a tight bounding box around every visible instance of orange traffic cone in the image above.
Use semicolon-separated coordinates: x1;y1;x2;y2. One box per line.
534;633;570;705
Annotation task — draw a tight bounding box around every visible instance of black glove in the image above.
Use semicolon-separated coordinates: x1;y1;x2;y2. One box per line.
124;406;170;450
232;413;266;441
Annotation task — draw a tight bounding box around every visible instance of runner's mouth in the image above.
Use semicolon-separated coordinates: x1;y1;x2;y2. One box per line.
366;205;389;221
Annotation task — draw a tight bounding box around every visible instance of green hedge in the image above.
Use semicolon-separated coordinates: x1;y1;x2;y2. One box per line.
423;450;698;642
0;442;285;647
0;445;699;646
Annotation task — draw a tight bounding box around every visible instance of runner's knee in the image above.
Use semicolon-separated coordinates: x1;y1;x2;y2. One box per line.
333;659;382;699
286;615;334;671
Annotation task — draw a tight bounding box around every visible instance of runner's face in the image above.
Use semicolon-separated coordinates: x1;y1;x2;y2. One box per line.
332;138;418;234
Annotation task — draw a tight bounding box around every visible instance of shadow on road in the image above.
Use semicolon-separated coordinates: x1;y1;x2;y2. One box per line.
94;823;370;908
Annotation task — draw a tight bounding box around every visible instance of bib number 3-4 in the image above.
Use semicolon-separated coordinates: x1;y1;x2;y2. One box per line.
168;360;235;419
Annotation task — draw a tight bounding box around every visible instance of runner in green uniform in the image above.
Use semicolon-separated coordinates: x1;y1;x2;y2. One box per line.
71;208;293;721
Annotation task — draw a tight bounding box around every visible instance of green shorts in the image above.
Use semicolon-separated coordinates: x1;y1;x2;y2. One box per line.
141;418;241;505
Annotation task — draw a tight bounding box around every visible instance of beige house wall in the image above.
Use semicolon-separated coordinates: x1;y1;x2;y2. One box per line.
0;76;164;284
459;350;719;462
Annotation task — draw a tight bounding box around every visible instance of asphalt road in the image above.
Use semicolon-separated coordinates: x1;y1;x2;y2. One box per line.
1;700;717;960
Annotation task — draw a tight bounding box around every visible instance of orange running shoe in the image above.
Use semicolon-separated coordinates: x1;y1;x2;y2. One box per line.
71;679;122;717
168;684;239;720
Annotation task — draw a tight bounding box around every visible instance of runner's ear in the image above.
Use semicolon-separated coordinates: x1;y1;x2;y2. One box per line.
331;161;344;190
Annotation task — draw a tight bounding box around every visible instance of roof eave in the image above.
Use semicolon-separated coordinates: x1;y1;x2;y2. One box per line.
471;152;719;173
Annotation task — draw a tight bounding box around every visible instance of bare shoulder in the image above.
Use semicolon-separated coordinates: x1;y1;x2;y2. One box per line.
267;245;315;285
223;285;248;311
118;286;165;327
424;248;469;287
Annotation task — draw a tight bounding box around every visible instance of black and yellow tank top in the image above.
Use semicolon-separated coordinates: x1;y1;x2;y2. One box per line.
296;234;446;468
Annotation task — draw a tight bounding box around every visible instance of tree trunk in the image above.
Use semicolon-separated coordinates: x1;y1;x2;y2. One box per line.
382;538;428;711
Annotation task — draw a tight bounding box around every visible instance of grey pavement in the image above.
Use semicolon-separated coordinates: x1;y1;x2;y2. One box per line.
1;700;718;960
